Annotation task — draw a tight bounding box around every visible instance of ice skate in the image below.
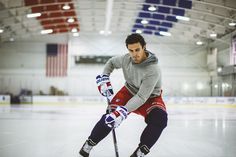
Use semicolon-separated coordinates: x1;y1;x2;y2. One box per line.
79;139;96;157
130;145;150;157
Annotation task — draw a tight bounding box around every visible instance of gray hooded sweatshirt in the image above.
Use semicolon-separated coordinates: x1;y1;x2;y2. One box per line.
103;50;162;112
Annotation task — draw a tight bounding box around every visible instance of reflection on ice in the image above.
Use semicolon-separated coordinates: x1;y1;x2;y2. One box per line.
0;104;235;157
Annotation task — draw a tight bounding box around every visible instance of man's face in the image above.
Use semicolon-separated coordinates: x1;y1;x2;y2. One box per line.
127;42;147;64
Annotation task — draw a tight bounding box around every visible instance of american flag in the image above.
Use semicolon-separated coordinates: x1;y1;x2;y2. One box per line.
230;36;236;65
46;44;68;77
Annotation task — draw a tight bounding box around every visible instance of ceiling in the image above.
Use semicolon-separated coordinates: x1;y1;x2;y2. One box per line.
0;0;235;45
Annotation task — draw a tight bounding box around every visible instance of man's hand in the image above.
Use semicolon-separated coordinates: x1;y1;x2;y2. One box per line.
96;74;114;97
105;106;128;128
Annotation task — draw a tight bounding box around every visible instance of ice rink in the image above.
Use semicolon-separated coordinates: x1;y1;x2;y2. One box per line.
1;0;236;157
0;103;236;157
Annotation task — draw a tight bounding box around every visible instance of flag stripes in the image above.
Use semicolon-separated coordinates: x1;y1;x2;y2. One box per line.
46;44;68;77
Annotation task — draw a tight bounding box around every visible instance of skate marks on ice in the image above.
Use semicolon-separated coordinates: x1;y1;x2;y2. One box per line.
0;104;236;157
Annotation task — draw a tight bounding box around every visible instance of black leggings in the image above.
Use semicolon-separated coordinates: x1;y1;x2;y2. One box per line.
140;108;168;148
89;108;168;149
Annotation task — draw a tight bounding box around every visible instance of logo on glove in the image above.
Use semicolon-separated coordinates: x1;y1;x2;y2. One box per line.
96;74;114;97
105;106;128;128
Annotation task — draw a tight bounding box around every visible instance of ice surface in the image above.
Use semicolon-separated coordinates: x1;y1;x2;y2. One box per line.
0;103;236;157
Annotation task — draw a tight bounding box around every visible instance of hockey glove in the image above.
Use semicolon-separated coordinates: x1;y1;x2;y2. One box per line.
105;106;128;128
96;74;114;97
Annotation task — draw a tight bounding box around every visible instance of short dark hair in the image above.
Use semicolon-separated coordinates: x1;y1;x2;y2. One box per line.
125;33;146;48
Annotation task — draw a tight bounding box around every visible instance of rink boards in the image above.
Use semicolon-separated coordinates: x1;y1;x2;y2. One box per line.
1;95;236;107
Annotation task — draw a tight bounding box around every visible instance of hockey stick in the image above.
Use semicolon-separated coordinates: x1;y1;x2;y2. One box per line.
106;96;119;157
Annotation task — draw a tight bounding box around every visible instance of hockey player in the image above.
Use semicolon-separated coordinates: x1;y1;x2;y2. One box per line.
79;33;168;157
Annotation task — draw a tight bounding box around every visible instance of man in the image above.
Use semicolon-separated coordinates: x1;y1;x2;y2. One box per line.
79;33;168;157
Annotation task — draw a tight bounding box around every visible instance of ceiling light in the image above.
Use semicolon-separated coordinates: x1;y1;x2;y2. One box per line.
136;29;142;34
159;31;171;36
9;37;14;42
196;41;203;45
210;32;217;38
27;13;41;18
217;67;222;72
73;32;79;37
71;28;77;33
229;22;236;26
99;30;105;34
99;30;112;35
148;6;156;11
176;16;190;21
41;29;53;34
0;29;3;33
141;19;149;25
62;4;70;10
67;18;75;23
214;84;218;88
222;83;229;88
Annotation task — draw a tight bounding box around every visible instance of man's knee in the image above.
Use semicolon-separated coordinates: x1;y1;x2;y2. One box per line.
145;108;168;128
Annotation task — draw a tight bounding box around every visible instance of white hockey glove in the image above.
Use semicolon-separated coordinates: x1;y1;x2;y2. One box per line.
96;74;114;97
105;106;128;128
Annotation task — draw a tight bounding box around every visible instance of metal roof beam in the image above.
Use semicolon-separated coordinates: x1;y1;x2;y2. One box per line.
192;0;236;12
104;0;113;35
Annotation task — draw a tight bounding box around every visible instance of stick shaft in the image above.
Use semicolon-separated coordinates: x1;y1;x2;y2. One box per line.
112;129;119;157
106;97;119;157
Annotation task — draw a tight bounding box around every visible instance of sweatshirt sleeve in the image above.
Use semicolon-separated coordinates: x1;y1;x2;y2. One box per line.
125;67;161;112
102;55;124;75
